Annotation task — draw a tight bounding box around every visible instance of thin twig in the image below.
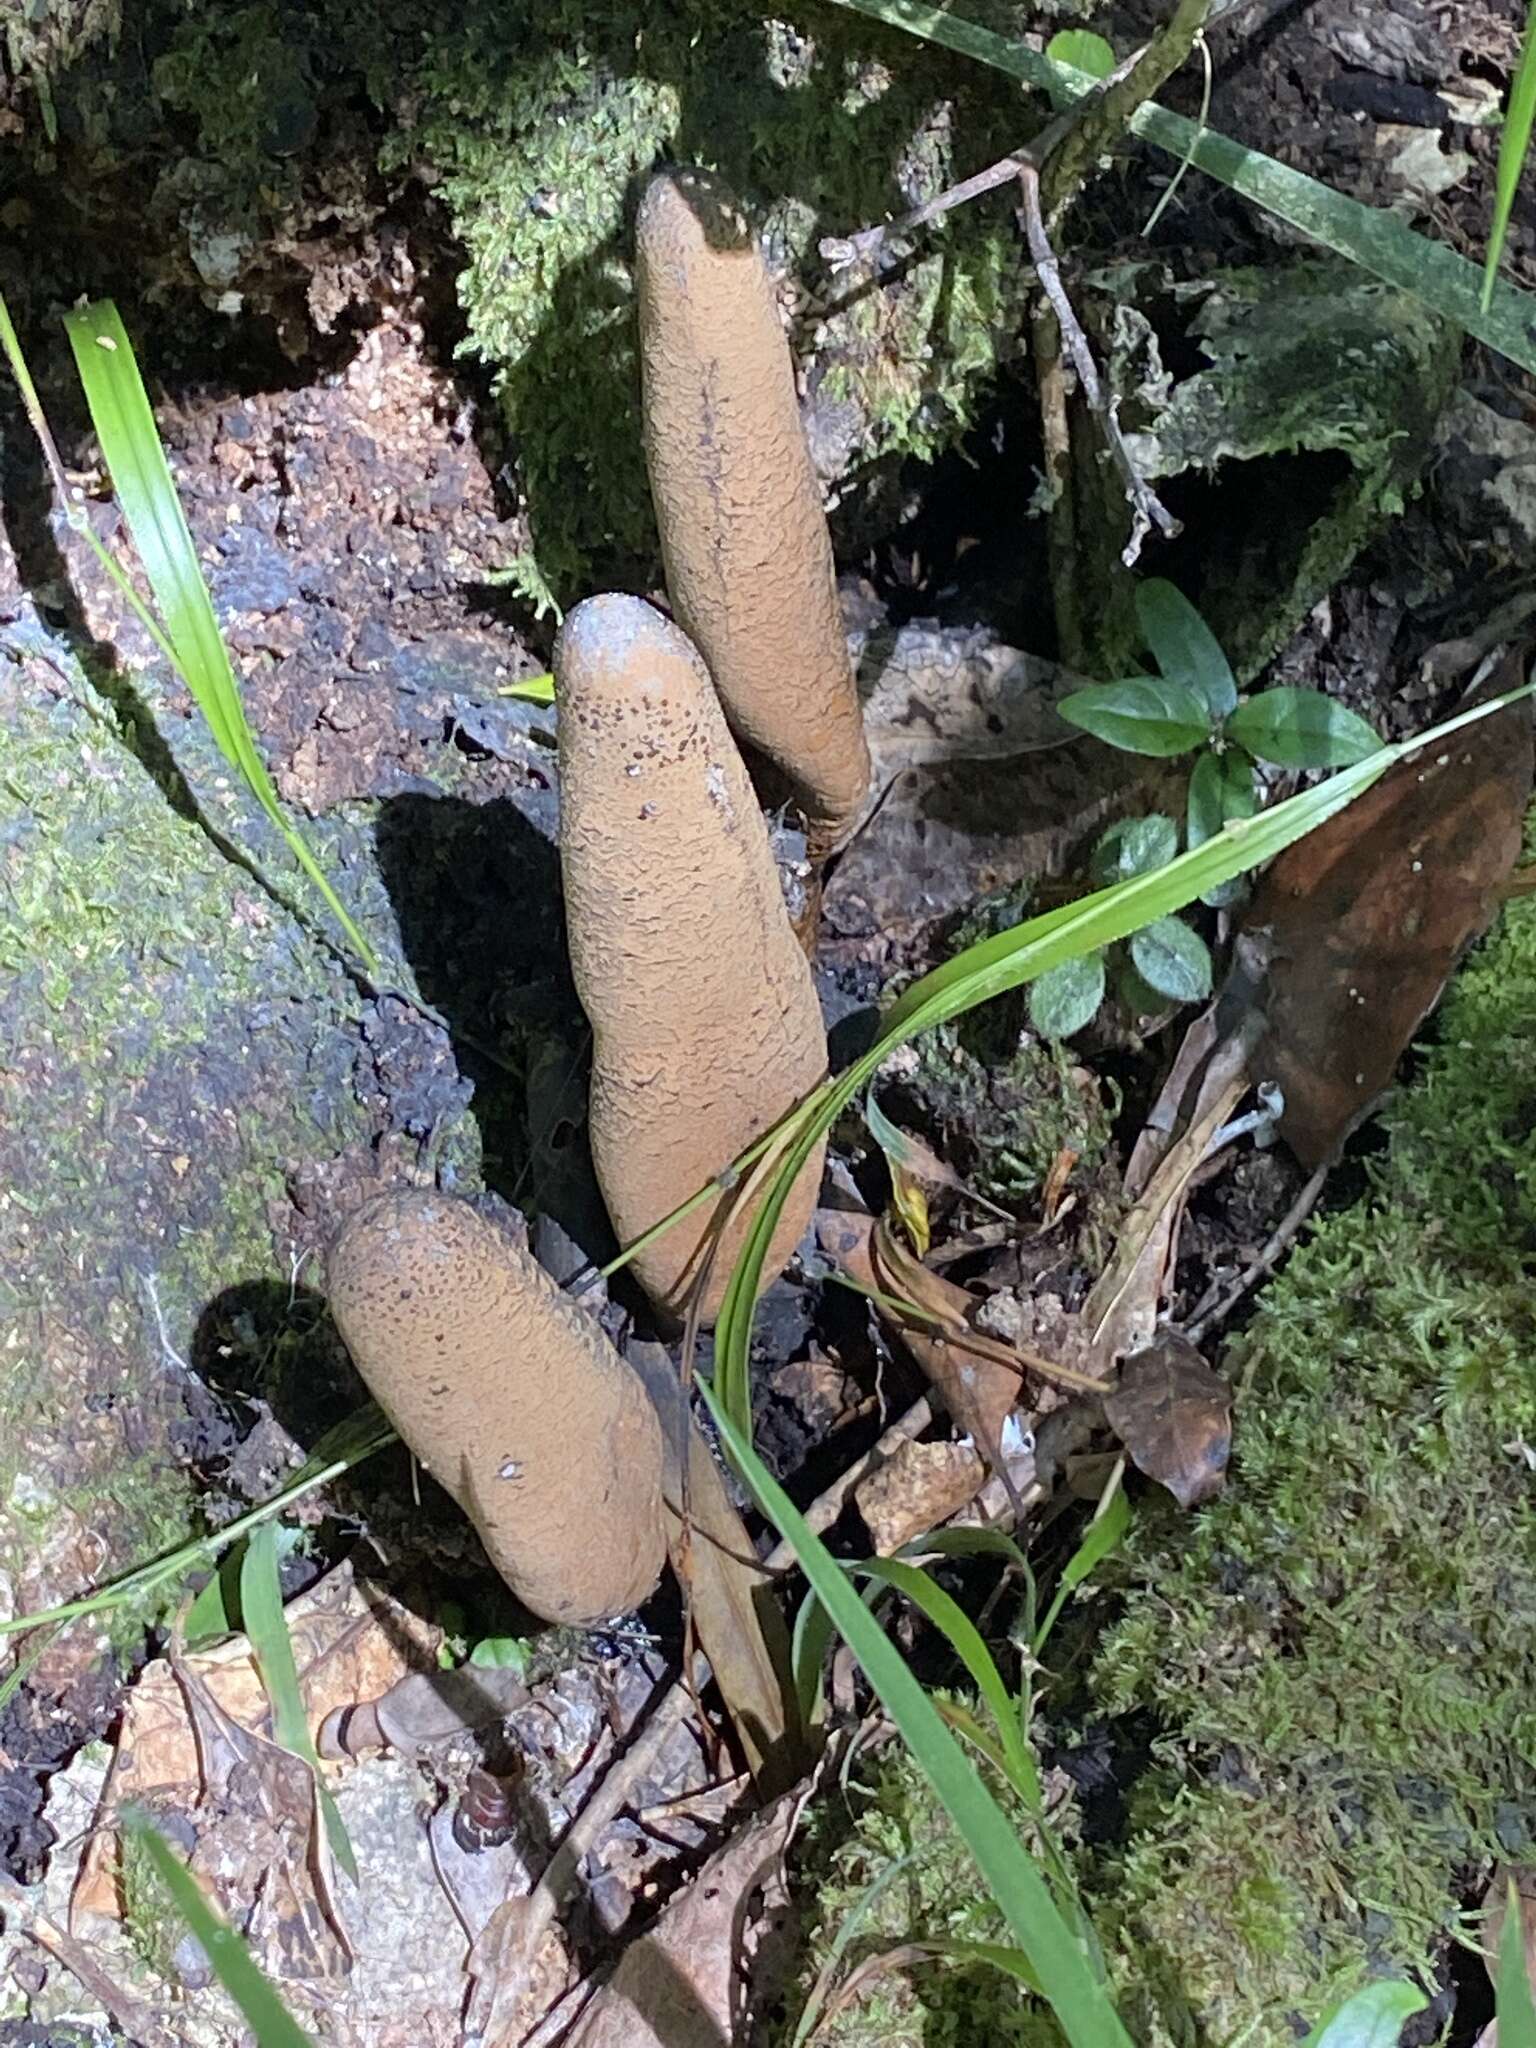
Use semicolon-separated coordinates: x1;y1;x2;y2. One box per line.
818;49;1143;272
1017;160;1180;565
1042;0;1215;220
1186;1162;1329;1341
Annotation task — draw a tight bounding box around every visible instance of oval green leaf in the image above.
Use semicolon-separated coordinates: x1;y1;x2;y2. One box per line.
1045;27;1115;77
1091;813;1179;883
1129;915;1212;1004
1029;952;1106;1039
1060;676;1213;757
1136;580;1237;718
1189;749;1258;905
1226;688;1384;769
1300;1980;1429;2048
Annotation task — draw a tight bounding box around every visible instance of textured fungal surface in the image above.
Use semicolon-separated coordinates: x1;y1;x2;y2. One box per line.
556;593;828;1323
327;1189;666;1625
636;165;871;853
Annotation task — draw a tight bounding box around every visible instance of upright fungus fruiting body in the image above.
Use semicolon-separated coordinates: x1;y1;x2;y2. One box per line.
327;1189;666;1626
555;593;828;1324
635;164;871;856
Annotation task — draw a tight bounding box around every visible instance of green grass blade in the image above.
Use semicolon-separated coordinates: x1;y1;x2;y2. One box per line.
790;1848;926;2047
61;302;378;975
1033;1484;1131;1654
829;0;1536;374
701;1383;1132;2048
0;1402;396;1641
1498;1877;1536;2048
123;1814;321;2047
856;1556;1041;1807
239;1524;358;1884
1483;2;1536;312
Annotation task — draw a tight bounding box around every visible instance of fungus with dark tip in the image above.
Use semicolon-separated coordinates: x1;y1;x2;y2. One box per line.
635;164;871;856
555;593;827;1324
327;1189;666;1626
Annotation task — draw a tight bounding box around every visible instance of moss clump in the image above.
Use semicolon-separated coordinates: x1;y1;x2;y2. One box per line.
785;882;1536;2044
387;0;1033;596
884;884;1119;1224
1085;880;1536;2043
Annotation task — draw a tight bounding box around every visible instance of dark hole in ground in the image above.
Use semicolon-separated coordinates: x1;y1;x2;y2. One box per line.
1151;448;1358;638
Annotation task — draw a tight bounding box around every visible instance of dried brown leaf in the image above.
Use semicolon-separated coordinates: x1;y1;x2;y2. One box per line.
1245;649;1533;1166
816;1209;1021;1458
561;1795;798;2048
628;1341;799;1793
856;1439;987;1555
1103;1330;1231;1507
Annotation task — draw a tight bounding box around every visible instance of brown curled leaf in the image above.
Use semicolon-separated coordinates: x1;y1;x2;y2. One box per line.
1103;1329;1232;1508
562;1794;798;2048
815;1209;1020;1466
628;1340;799;1792
1245;648;1533;1166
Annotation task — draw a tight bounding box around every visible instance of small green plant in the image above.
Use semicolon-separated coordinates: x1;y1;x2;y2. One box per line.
1028;811;1212;1037
1028;580;1381;1040
0;296;378;976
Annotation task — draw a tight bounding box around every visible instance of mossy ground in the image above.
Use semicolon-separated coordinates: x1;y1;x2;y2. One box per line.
784;872;1536;2045
0;643;378;1621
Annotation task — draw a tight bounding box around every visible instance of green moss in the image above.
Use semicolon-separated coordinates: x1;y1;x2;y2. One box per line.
785;881;1536;2045
387;0;1036;596
779;1722;1060;2047
1116;261;1460;679
0;661;375;1613
884;885;1120;1227
1081;880;1536;2043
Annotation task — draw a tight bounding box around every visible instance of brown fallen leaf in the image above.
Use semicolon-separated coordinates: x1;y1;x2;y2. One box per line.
1103;1330;1232;1507
1244;647;1533;1167
561;1794;798;2048
628;1340;800;1794
816;1209;1022;1462
74;1557;423;1925
1081;1018;1258;1371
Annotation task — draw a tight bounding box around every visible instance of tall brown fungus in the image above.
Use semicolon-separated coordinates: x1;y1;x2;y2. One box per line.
635;164;871;856
327;1189;666;1626
555;593;828;1324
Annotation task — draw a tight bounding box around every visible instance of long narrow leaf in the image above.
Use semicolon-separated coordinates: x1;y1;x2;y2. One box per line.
1483;4;1536;312
830;0;1536;374
701;1383;1134;2048
0;1403;396;1641
123;1814;320;2047
856;1557;1041;1806
1034;1484;1131;1654
61;303;378;974
1498;1876;1536;2048
240;1525;358;1883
